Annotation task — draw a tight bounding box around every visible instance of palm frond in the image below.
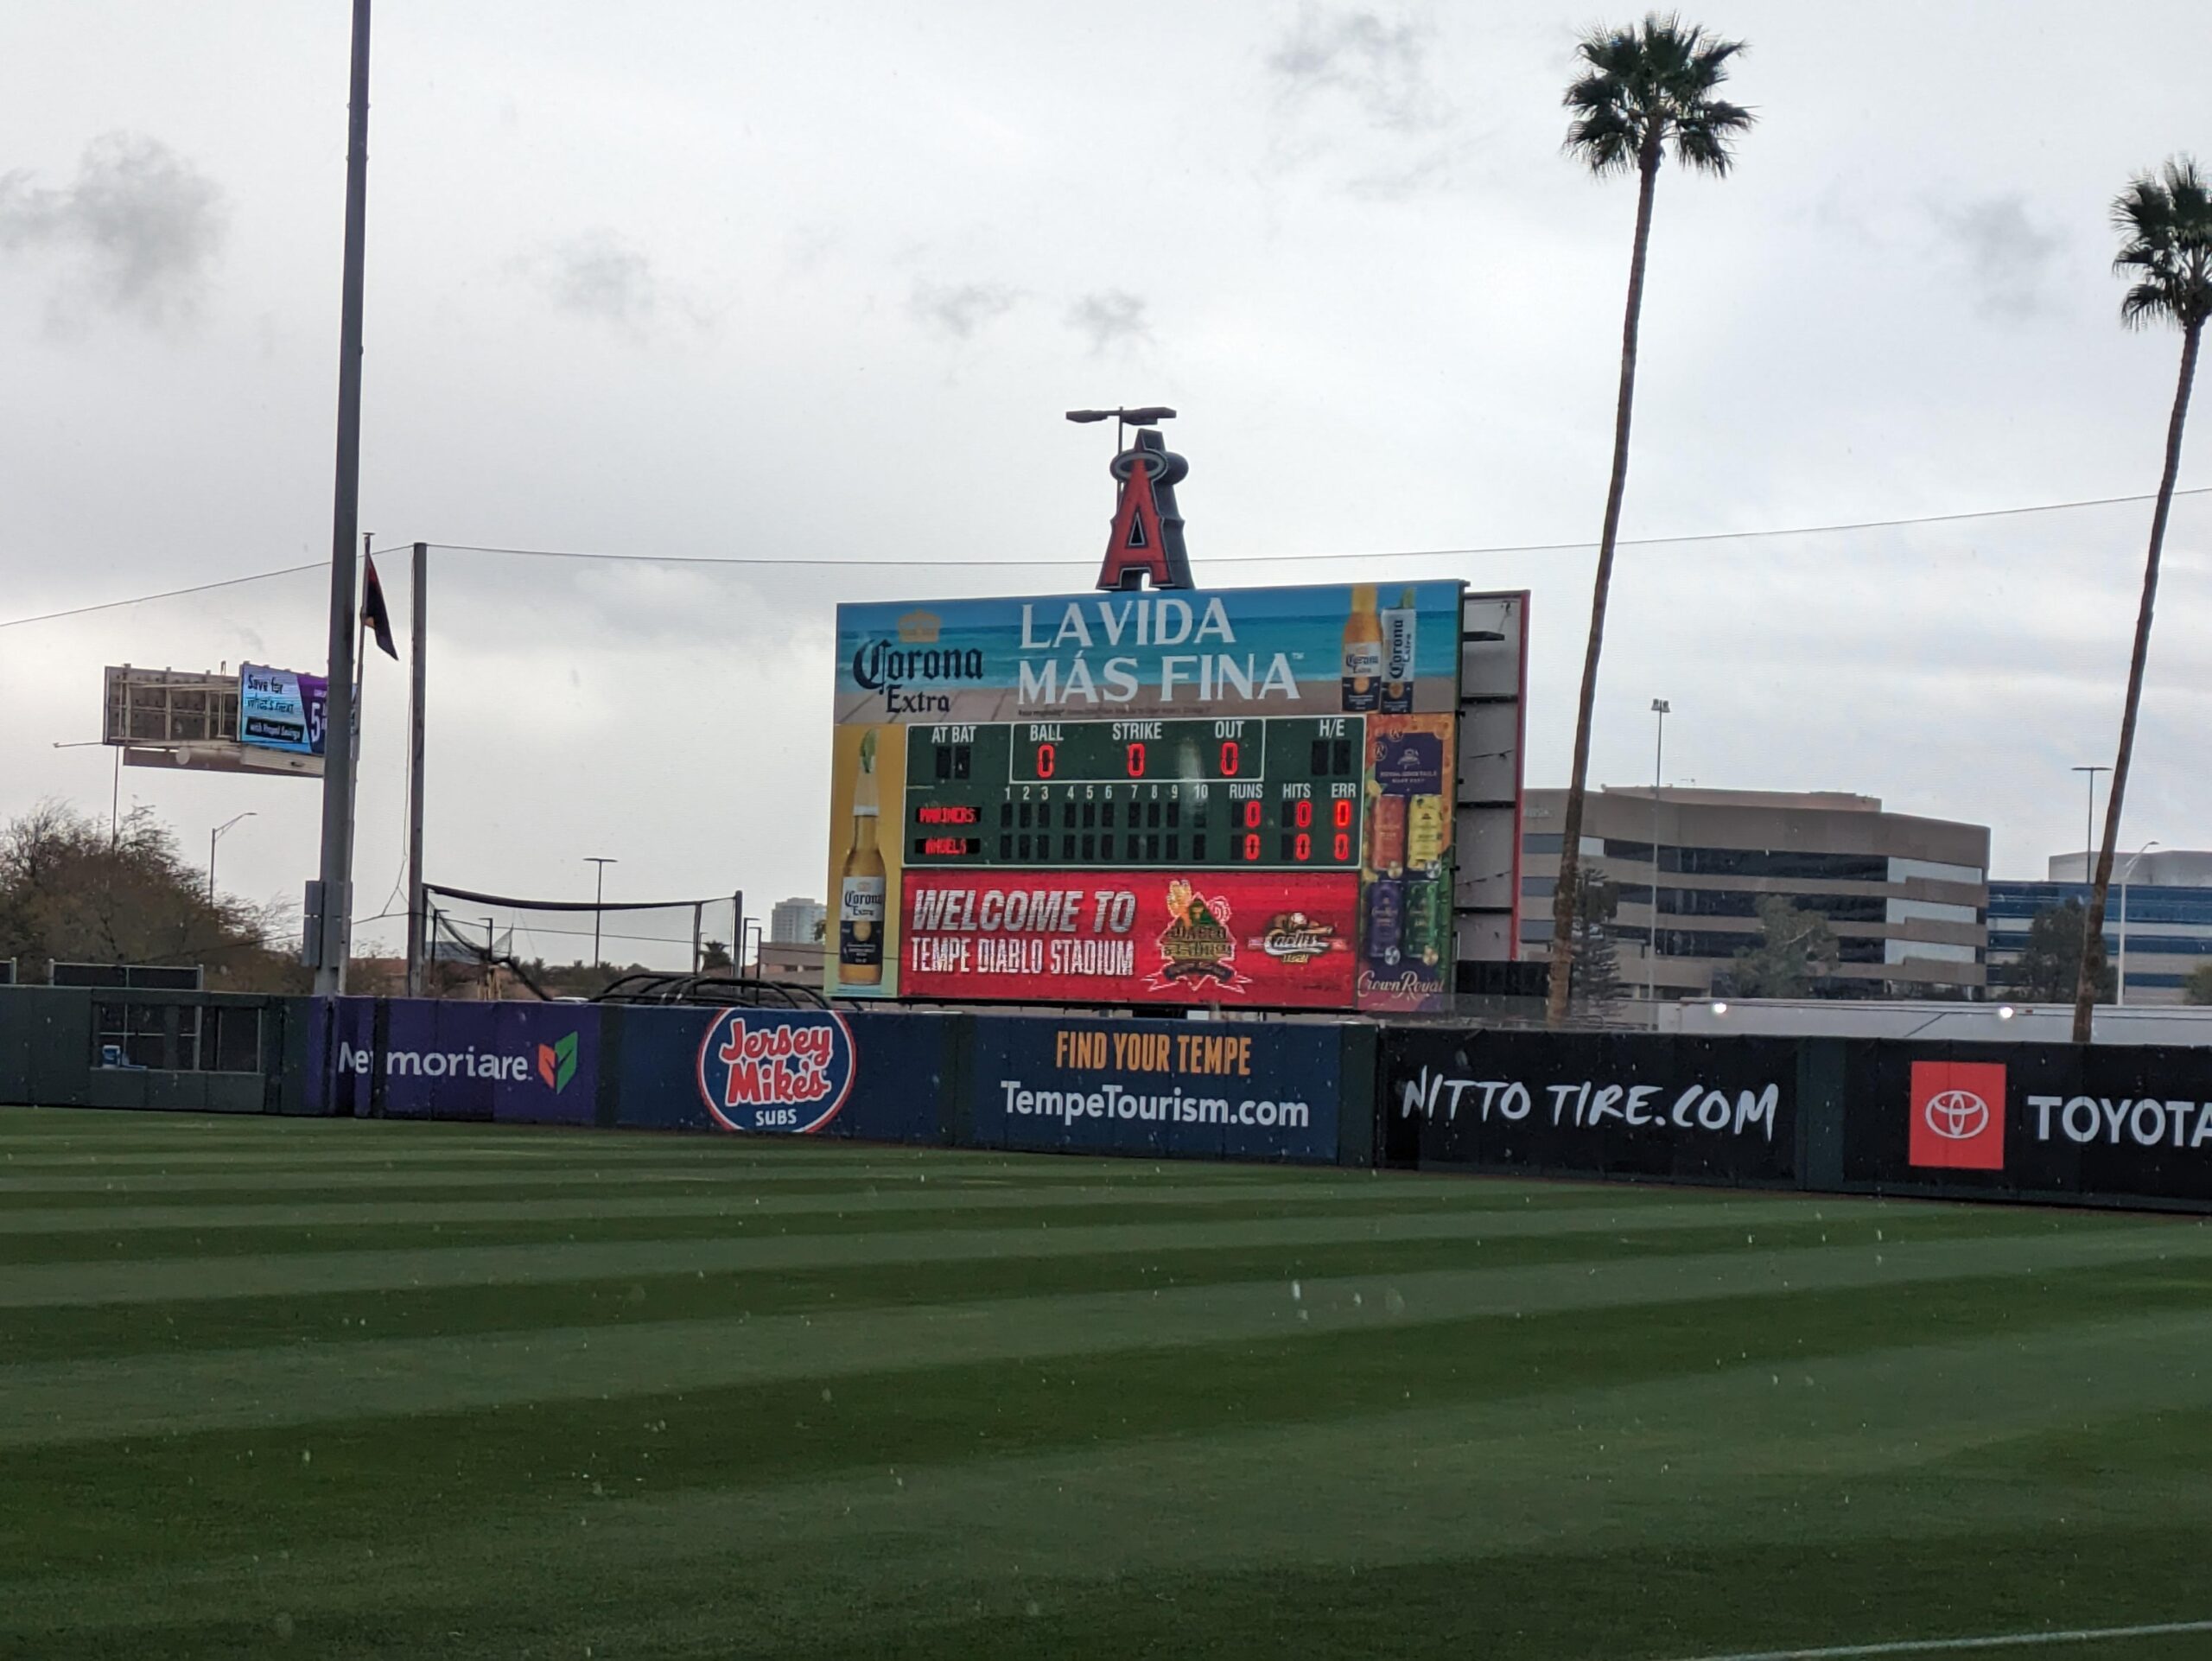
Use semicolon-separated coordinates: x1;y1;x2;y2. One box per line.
2110;154;2212;332
1561;14;1753;179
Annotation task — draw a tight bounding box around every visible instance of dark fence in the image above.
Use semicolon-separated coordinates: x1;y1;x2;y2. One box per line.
10;983;2212;1214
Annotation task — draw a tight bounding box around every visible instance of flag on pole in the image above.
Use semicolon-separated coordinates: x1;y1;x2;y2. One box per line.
361;556;399;659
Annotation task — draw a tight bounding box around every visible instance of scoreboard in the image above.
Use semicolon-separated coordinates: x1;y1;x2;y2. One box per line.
905;716;1364;871
827;582;1468;1013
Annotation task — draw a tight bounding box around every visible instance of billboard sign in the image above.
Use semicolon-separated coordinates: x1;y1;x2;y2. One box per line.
315;999;600;1124
969;1015;1341;1161
1381;1028;1800;1185
828;582;1464;1011
238;663;328;756
1845;1044;2212;1205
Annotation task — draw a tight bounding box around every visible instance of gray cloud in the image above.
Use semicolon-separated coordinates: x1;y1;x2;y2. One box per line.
909;280;1021;340
1065;290;1151;353
0;132;227;328
524;231;662;328
1933;195;2063;319
1268;5;1446;135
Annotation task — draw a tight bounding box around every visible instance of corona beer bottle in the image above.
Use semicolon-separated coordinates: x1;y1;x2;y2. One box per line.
1381;588;1416;713
838;730;887;985
1341;584;1382;712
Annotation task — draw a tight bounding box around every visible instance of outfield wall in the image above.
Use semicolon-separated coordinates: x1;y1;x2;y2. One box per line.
10;986;2212;1211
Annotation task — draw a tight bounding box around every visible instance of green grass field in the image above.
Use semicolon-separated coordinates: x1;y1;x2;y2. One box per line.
4;1109;2212;1660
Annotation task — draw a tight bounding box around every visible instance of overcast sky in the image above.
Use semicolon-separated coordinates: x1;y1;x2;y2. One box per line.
3;0;2211;957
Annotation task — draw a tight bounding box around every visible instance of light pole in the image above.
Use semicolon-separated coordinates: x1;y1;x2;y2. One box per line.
208;812;256;901
1647;699;1669;1002
585;856;618;968
2071;765;2110;882
2117;839;2160;1006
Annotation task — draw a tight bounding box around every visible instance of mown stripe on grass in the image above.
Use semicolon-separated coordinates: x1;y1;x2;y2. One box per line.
0;1175;1640;1235
0;1208;2124;1364
5;1220;2206;1447
12;1311;2212;1656
0;1188;2070;1306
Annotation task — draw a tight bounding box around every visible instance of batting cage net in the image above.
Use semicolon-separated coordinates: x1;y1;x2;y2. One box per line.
423;883;741;990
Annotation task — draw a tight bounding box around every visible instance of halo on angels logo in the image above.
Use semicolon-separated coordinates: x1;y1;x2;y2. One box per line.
694;1009;856;1136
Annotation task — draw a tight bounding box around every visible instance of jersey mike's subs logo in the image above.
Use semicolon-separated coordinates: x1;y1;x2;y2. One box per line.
696;1009;856;1135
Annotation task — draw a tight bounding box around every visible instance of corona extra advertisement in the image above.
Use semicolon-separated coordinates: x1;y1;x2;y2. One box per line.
826;582;1464;1011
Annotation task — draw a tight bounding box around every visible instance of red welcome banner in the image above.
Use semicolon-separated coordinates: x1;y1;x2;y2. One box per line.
899;869;1359;1008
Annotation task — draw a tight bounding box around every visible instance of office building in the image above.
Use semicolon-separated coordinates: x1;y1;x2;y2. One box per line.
1988;850;2212;1006
1519;787;1988;999
769;896;827;945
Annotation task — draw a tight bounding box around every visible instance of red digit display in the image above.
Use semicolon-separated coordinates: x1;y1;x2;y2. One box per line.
1333;799;1354;829
1035;742;1056;780
1242;833;1262;862
1294;832;1312;862
1333;831;1351;862
1126;742;1147;778
1242;800;1262;830
1294;799;1313;830
1220;741;1241;776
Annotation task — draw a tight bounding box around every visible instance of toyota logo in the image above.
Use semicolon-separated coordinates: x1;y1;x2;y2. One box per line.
1923;1088;1990;1141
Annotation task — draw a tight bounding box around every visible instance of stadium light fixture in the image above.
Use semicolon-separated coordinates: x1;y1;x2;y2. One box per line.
1709;1001;1728;1016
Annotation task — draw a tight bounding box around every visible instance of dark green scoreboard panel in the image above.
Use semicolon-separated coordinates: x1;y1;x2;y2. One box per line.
904;716;1364;870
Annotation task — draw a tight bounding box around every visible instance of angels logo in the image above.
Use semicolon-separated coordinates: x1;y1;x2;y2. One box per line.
1257;912;1338;964
696;1009;856;1135
1149;879;1249;993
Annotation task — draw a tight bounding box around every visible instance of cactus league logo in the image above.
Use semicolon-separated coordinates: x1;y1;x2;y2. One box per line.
696;1009;857;1135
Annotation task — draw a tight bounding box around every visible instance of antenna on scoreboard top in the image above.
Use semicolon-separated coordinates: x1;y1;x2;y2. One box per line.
1067;405;1192;592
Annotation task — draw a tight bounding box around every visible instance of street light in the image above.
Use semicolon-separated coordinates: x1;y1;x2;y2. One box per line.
208;811;256;901
1647;699;1669;1002
585;856;617;969
2070;765;2110;881
2117;839;2160;1007
1066;404;1177;453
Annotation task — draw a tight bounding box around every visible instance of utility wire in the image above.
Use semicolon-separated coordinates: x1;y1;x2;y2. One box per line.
0;544;416;632
3;491;2204;632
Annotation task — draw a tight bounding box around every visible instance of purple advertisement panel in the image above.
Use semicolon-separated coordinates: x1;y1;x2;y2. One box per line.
313;998;600;1123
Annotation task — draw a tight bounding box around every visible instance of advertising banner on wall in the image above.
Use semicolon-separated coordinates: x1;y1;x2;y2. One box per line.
827;582;1465;1012
1382;1028;1800;1184
1844;1042;2212;1205
969;1015;1341;1162
899;869;1358;1008
315;999;599;1123
610;1005;951;1142
238;663;329;756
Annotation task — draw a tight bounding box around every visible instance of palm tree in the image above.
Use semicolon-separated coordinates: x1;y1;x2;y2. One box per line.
2073;157;2212;1043
1545;15;1753;1026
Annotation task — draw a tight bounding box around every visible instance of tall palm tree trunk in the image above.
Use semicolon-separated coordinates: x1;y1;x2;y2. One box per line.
1548;137;1662;1026
2073;320;2202;1042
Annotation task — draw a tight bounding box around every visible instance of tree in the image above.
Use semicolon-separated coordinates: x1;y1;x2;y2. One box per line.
2075;157;2212;1042
1564;867;1624;1018
1547;16;1754;1027
0;800;304;992
2009;901;2114;1004
700;939;734;971
2183;964;2212;1006
1723;896;1838;999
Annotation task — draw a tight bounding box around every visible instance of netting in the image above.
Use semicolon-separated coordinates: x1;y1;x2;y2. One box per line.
423;883;741;980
